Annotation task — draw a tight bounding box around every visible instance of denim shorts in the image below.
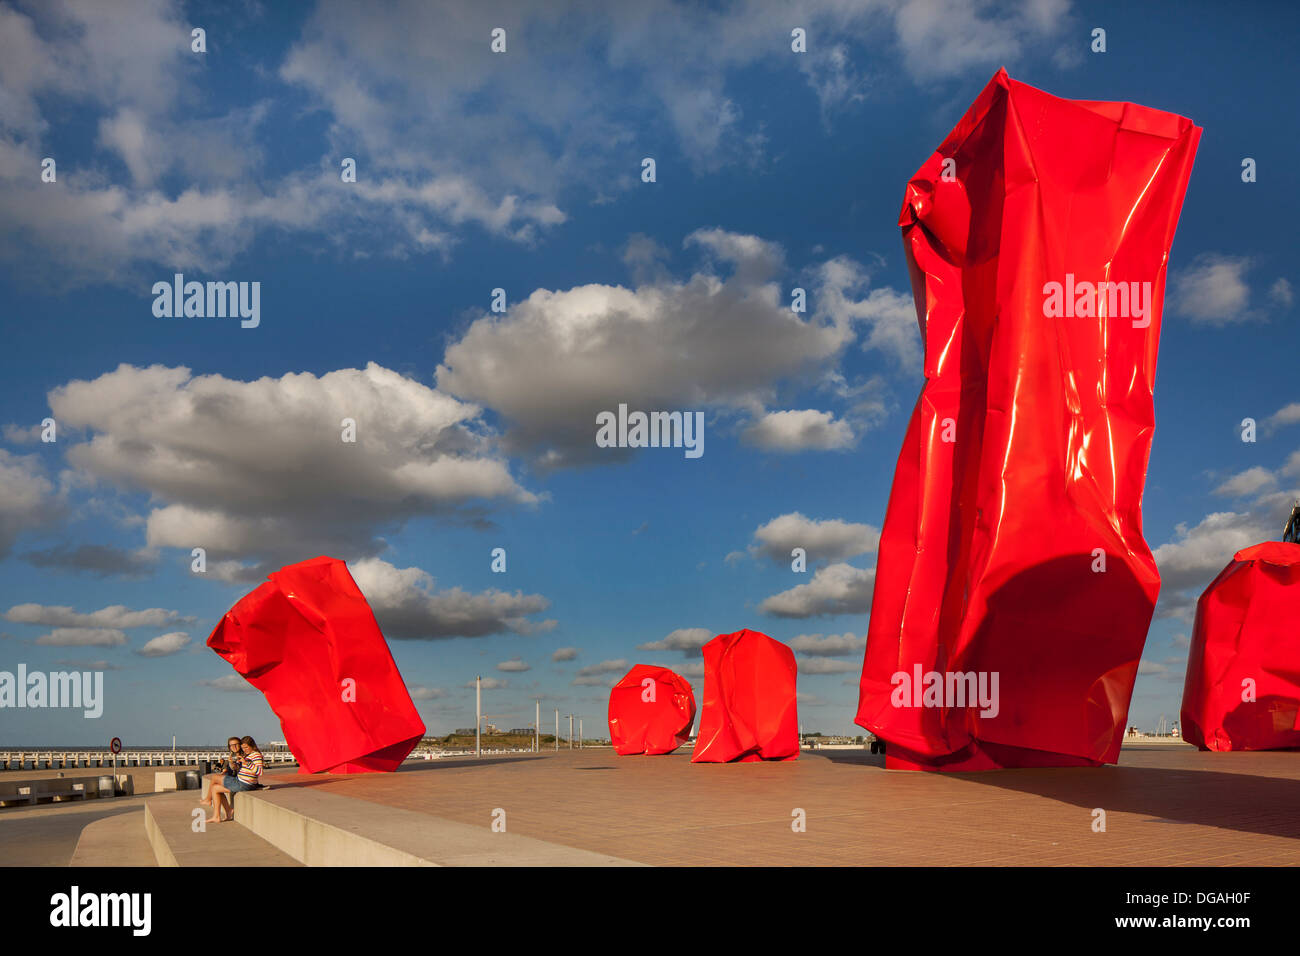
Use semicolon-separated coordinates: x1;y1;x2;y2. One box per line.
222;774;254;793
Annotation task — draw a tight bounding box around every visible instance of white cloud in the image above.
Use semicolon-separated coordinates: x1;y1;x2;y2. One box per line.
409;685;447;701
45;363;533;568
1213;466;1277;498
1265;402;1300;430
350;557;554;640
1153;511;1271;591
34;627;127;647
497;658;532;673
551;647;579;662
759;562;874;617
749;512;879;566
815;256;921;366
572;659;629;686
636;628;713;654
6;603;193;629
465;677;509;690
741;409;856;452
796;657;857;675
1270;278;1294;309
1170;254;1256;325
0;1;1078;285
788;632;866;657
136;631;190;657
0;449;61;559
437;232;901;467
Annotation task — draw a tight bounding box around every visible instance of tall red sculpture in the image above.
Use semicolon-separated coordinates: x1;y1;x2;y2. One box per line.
207;555;426;774
1181;543;1300;751
856;69;1200;771
607;664;696;755
692;629;799;763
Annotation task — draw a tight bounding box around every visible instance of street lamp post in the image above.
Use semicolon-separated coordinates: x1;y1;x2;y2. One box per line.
475;676;481;758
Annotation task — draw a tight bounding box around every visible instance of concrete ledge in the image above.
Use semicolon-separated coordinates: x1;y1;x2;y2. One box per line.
153;770;200;792
144;790;301;867
71;810;157;867
0;774;117;807
240;787;644;866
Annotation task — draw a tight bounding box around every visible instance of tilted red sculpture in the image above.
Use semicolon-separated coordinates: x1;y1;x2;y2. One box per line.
692;629;798;763
856;69;1200;770
1181;543;1300;751
607;664;696;755
207;555;426;773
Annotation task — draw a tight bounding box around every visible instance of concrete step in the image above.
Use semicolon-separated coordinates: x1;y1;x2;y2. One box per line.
239;786;644;866
69;810;157;866
144;790;301;866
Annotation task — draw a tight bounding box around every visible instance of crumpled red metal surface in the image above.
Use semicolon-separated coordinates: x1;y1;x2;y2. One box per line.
607;664;696;755
692;629;798;763
207;555;426;774
1181;543;1300;751
855;69;1200;771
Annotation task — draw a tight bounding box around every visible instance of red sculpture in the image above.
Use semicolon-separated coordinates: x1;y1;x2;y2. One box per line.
692;629;799;763
607;664;696;755
856;69;1200;770
1181;543;1300;751
207;555;426;774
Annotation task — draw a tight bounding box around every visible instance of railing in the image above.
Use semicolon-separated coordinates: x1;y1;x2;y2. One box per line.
0;750;298;771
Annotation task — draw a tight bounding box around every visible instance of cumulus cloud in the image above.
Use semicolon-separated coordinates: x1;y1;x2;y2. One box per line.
1169;254;1290;325
135;631;190;657
44;363;533;569
748;512;880;566
636;628;712;654
797;657;857;675
759;563;874;618
1212;467;1276;499
35;627;127;647
741;409;856;452
551;647;579;662
53;659;121;671
0;449;61;559
1153;512;1273;594
0;1;1077;286
572;659;629;686
1265;402;1300;430
1269;278;1294;309
350;557;555;640
22;543;157;578
409;685;447;701
497;658;532;673
788;632;866;657
465;677;509;690
437;230;888;468
6;603;193;629
815;256;920;366
678;659;706;679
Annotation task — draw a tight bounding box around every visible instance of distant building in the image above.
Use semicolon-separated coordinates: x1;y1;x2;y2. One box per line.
508;728;533;735
453;728;475;736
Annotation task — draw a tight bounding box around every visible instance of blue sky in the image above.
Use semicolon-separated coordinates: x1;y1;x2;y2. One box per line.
0;0;1296;746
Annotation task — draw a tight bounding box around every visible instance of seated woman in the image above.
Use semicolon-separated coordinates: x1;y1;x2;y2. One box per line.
208;735;264;823
200;736;242;814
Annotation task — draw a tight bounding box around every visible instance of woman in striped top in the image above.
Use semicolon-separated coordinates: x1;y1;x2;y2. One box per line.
207;735;264;823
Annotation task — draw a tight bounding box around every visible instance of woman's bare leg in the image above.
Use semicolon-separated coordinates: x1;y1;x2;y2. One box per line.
207;783;228;822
